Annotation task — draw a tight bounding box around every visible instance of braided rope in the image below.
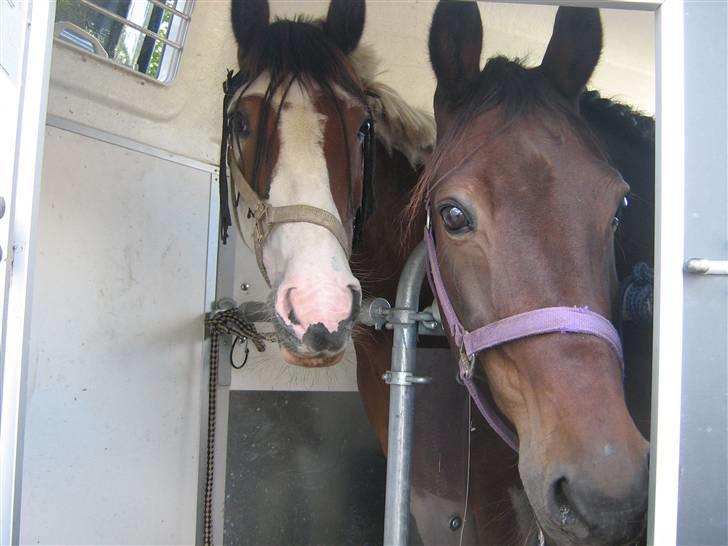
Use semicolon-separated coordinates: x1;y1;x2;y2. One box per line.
202;308;277;546
202;327;219;546
620;262;654;325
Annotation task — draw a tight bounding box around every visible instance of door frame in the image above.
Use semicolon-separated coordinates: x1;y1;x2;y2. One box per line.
2;1;713;545
0;1;55;544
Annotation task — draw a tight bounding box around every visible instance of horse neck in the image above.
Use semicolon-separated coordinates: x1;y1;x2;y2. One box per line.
352;140;425;303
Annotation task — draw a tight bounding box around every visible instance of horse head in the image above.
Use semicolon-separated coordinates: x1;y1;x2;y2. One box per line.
425;3;649;544
227;0;372;367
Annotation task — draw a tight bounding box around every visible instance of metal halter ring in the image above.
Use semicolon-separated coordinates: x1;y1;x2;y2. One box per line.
459;344;475;379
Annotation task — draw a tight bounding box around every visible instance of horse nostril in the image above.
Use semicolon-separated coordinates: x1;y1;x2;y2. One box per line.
285;288;301;326
551;477;579;527
302;322;344;352
349;285;362;320
545;465;648;544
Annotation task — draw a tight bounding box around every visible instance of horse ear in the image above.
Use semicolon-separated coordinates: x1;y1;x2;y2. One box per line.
324;0;365;55
230;0;270;67
540;7;602;101
428;0;482;104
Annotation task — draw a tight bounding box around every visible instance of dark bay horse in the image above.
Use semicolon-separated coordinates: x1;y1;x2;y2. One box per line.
407;3;655;545
225;0;432;370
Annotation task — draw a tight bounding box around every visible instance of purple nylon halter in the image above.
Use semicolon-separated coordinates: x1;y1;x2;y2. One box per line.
423;207;624;452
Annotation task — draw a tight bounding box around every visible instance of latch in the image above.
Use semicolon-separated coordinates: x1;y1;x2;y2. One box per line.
685;259;728;275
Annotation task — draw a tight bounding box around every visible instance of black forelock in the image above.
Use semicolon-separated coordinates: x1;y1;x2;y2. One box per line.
240;17;365;103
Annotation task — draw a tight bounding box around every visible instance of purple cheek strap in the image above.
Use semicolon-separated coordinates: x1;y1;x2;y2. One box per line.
423;216;624;452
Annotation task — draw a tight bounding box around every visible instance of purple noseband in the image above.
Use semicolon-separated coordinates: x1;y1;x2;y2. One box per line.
424;210;624;451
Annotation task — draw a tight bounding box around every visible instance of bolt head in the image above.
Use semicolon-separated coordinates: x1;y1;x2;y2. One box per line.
448;516;462;531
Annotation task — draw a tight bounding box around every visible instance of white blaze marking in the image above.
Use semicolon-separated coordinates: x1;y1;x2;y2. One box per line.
234;74;359;326
265;81;350;285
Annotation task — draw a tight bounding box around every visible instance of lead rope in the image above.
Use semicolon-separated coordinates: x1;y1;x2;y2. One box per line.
202;309;277;545
459;398;546;546
458;399;473;546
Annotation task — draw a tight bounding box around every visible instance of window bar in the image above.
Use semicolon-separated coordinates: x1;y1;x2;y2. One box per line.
79;0;184;50
145;0;191;22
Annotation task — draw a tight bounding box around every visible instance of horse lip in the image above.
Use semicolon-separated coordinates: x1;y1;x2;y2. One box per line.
280;346;345;368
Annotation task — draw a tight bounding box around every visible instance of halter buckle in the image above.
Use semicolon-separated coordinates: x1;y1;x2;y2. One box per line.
252;202;270;243
459;344;475;379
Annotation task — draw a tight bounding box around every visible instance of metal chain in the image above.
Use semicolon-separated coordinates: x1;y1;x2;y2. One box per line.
202;308;277;546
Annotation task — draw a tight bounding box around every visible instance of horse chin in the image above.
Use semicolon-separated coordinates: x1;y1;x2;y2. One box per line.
519;461;646;546
280;346;345;368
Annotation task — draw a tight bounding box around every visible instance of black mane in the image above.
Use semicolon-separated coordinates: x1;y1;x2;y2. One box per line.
579;91;655;278
579;90;655;153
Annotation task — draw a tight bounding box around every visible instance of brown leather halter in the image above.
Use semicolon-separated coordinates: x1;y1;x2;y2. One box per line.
227;139;351;287
219;70;372;287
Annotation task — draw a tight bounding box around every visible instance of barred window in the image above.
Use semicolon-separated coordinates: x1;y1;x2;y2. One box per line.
54;0;193;83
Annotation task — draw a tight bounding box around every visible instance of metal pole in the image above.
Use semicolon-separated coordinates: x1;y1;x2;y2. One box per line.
383;242;428;546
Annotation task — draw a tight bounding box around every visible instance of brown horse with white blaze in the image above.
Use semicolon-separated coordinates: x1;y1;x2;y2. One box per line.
225;0;434;381
417;3;650;544
227;0;371;368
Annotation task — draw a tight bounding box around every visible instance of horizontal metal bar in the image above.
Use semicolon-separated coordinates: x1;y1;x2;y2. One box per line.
494;0;661;10
685;258;728;275
146;0;190;21
79;0;184;50
46;115;219;174
233;298;446;338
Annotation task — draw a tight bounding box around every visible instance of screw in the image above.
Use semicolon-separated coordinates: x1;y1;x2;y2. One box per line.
559;504;572;526
240;283;250;292
448;516;462;531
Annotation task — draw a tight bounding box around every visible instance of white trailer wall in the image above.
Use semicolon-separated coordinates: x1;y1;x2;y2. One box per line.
18;5;229;542
19;126;217;544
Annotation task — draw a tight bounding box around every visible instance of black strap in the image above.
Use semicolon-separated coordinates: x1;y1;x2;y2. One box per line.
354;108;376;247
218;70;236;244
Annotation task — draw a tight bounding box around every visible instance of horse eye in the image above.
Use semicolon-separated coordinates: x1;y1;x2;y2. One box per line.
358;118;371;143
232;112;250;138
612;195;629;231
440;205;471;233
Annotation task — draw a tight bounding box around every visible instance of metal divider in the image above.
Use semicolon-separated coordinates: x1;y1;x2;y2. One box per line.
213;241;442;546
378;242;432;546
